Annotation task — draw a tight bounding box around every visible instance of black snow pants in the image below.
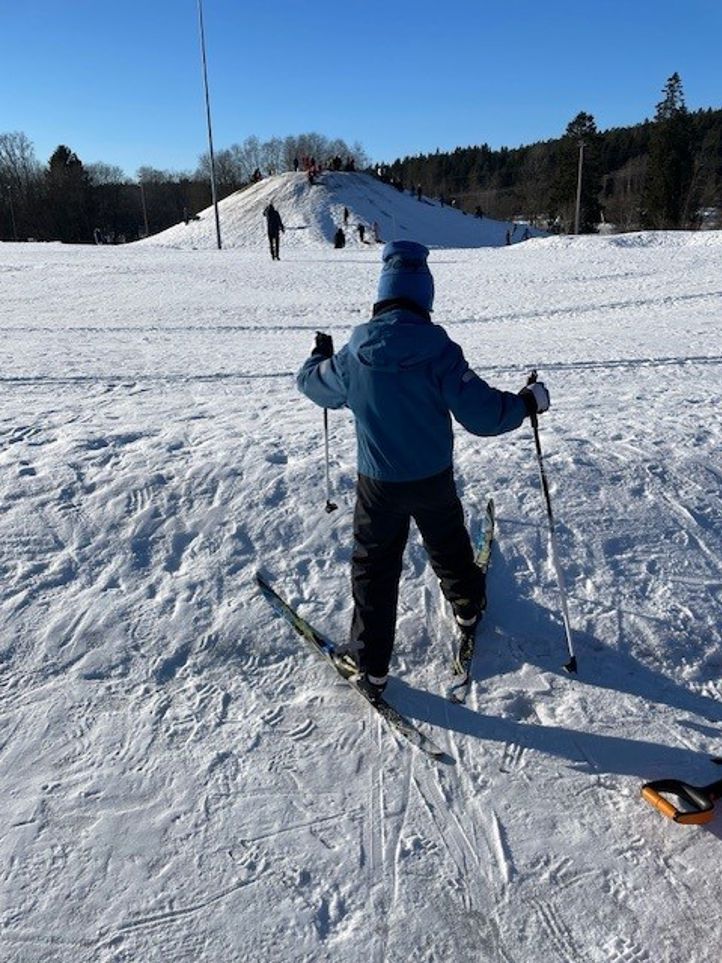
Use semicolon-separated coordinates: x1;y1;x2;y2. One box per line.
268;232;281;260
350;467;485;677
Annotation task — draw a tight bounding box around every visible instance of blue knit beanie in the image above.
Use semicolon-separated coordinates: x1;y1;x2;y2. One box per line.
376;240;434;312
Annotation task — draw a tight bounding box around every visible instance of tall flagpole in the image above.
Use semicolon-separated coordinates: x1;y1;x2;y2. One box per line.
197;0;222;250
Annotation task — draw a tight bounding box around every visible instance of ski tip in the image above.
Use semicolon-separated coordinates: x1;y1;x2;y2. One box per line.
429;748;456;765
255;570;271;588
438;752;456;766
448;677;469;704
563;656;578;675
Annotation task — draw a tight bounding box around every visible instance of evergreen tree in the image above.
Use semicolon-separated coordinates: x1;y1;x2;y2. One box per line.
643;73;693;228
550;112;602;232
46;145;92;242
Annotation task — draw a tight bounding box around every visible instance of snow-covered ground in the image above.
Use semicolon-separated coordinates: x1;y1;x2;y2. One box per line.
1;221;721;962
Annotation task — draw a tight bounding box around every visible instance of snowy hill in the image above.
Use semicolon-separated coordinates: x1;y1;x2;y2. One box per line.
142;170;543;251
1;230;721;962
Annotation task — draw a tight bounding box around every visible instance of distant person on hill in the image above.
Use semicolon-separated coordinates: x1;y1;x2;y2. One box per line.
357;223;366;243
293;157;299;172
263;202;285;260
343;207;349;225
296;240;550;701
334;227;346;249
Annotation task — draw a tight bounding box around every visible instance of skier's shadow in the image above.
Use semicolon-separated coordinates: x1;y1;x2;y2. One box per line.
394;537;721;813
394;677;722;835
471;535;722;725
395;675;715;780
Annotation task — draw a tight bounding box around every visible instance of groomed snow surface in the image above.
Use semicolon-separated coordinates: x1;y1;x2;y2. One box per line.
1;199;721;962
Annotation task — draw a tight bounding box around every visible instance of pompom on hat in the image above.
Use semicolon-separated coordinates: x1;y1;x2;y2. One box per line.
376;240;434;312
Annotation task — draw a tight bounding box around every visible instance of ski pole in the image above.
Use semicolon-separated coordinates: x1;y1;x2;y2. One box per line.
323;408;338;513
527;370;577;674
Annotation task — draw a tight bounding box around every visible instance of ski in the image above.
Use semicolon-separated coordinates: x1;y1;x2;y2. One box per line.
448;497;496;703
256;572;447;760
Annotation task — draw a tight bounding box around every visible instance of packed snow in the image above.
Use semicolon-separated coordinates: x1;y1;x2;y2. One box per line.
142;171;544;251
1;178;721;962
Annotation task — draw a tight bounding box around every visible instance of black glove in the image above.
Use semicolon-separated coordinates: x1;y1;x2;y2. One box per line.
312;331;334;358
519;381;550;417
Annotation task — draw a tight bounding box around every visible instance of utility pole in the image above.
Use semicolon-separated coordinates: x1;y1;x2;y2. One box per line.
139;181;150;238
6;184;18;241
574;141;584;235
197;0;222;250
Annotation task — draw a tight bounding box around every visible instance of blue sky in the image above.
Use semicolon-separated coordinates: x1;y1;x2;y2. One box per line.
2;1;720;178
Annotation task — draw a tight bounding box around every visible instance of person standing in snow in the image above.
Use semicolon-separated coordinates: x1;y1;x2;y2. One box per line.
263;202;285;260
296;240;550;700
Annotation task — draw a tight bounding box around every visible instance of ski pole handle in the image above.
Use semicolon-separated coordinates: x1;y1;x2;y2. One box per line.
641;785;681;822
641;778;720;825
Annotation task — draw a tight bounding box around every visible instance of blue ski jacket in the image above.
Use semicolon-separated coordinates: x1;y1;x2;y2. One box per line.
296;303;528;482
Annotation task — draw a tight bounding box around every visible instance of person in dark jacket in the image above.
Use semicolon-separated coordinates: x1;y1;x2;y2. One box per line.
263;202;285;260
296;240;550;700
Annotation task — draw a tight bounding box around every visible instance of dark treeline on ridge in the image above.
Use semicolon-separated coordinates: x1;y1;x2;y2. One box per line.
385;75;721;233
1;74;720;243
0;133;367;244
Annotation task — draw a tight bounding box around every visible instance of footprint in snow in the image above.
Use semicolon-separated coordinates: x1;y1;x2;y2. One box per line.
499;692;537;721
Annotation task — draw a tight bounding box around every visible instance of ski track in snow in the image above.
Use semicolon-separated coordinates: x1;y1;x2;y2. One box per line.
1;200;721;962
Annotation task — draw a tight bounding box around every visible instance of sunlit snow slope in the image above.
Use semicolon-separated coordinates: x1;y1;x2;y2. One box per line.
142;170;543;250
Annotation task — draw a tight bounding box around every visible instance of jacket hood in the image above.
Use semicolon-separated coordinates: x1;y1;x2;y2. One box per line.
348;308;449;374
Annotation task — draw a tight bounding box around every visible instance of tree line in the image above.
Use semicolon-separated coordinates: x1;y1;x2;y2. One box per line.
2;75;719;242
385;74;721;232
0;133;368;244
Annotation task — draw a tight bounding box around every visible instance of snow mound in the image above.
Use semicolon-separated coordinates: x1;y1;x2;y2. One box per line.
140;171;545;251
540;229;722;252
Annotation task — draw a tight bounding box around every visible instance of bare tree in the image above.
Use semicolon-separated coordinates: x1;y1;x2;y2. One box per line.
86;162;129;186
0;131;40;189
198;132;368;183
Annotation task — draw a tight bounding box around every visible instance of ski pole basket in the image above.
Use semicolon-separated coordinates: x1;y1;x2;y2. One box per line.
641;777;722;825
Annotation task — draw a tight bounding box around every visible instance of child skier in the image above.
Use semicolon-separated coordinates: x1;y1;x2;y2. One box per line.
296;240;550;700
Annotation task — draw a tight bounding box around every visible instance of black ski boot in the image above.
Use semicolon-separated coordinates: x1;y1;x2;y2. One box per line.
452;590;486;636
354;671;388;705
